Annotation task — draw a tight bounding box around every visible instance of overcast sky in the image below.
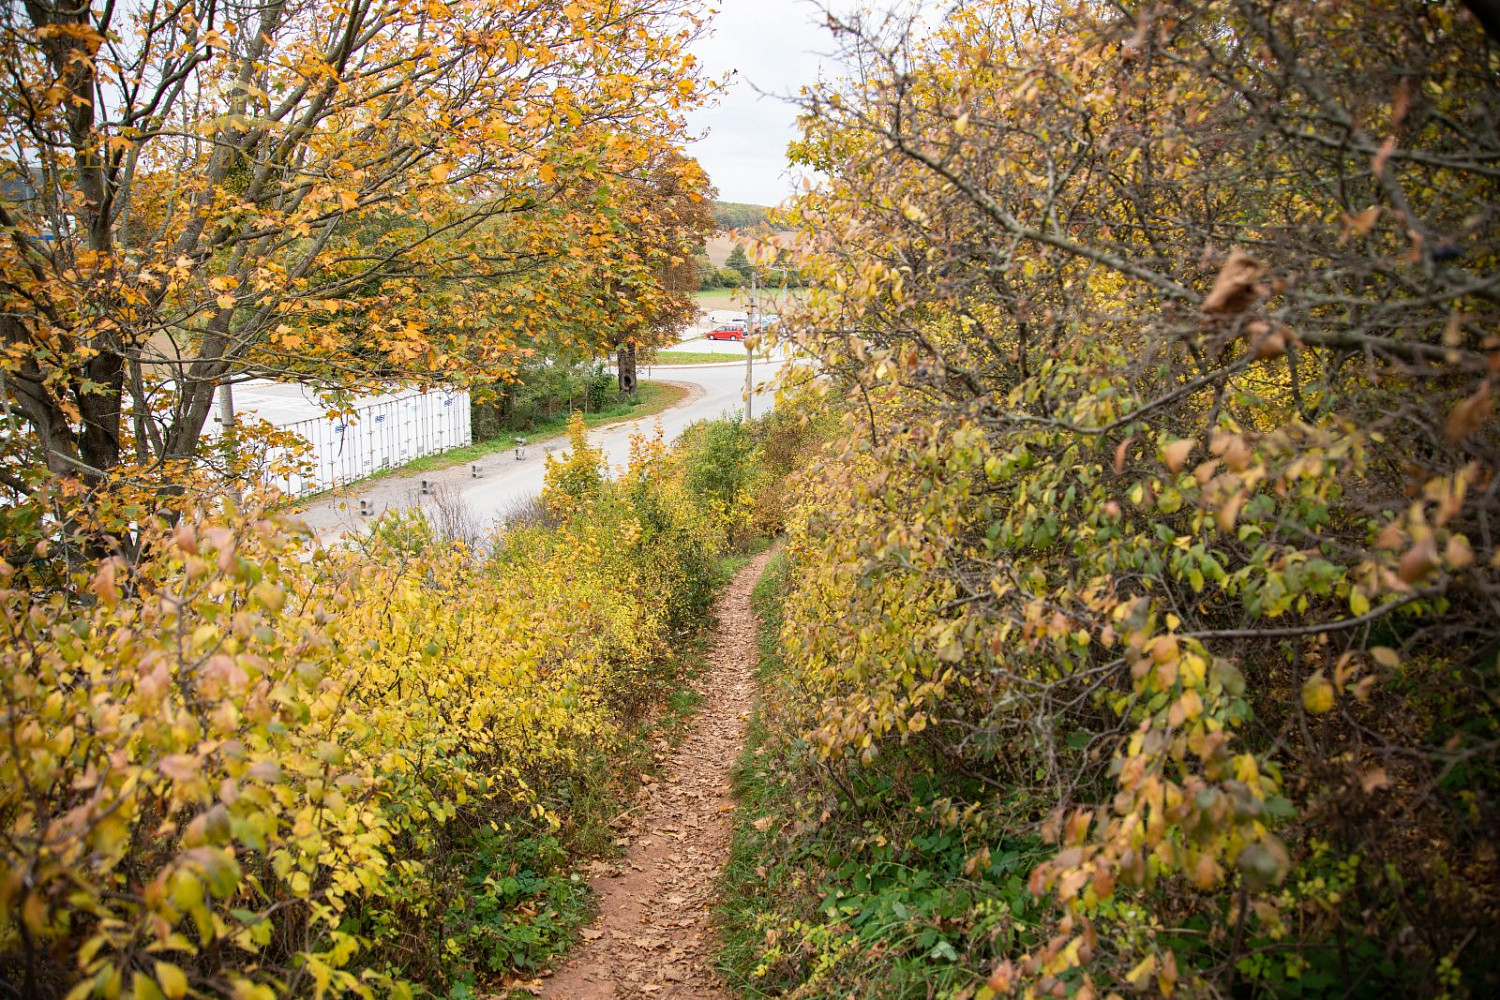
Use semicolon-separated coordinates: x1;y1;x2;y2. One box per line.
684;0;852;208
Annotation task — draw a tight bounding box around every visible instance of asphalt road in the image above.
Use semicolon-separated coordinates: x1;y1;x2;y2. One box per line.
295;358;785;544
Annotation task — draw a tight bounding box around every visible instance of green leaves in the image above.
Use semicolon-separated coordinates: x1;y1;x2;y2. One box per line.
1;424;737;996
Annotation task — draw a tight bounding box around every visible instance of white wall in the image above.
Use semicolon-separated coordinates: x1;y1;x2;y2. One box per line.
222;382;471;498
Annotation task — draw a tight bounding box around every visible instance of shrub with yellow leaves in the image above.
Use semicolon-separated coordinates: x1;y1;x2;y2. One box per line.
0;421;734;998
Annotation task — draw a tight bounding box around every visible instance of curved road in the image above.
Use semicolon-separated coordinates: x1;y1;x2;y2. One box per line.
295;354;785;543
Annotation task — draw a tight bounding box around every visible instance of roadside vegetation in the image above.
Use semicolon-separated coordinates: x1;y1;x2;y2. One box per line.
294;382;686;505
648;351;742;366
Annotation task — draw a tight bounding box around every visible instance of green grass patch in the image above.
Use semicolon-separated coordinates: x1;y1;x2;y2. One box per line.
694;288;745;311
650;350;746;365
695;286;807;314
712;538;777;587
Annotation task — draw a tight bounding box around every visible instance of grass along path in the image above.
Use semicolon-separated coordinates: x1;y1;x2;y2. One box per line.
537;549;777;1000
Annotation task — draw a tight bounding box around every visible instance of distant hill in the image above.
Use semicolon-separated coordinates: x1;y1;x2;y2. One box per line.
703;232;799;267
711;201;772;231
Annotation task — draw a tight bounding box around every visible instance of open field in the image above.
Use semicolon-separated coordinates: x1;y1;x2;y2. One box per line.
703;230;799;267
694;285;807;315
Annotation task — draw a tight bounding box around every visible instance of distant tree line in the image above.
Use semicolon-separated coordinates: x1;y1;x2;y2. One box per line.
710;201;772;230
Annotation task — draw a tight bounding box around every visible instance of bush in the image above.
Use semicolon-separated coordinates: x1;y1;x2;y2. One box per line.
739;1;1500;997
0;420;736;998
696;253;722;290
471;360;619;438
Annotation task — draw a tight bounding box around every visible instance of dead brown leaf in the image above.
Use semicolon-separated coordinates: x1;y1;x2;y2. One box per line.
1201;249;1265;314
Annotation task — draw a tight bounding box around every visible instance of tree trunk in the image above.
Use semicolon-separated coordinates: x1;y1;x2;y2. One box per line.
617;342;638;396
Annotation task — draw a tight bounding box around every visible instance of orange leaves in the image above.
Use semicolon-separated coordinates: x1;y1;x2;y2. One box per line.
1397;534;1440;584
1200;249;1264;315
2;0;711;496
1162;437;1194;473
1339;205;1381;243
1444;379;1492;442
1371;135;1399;179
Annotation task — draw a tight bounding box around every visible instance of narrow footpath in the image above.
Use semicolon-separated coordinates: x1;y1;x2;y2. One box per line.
537;549;773;1000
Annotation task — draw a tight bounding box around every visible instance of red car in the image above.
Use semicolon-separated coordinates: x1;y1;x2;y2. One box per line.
706;323;745;341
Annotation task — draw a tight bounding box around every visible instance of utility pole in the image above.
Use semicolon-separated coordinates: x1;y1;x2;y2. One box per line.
745;265;789;423
218;380;234;434
745;271;756;421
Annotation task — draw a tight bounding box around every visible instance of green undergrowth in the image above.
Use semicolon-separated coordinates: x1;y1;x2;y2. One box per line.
718;552;1050;999
449;545;772;998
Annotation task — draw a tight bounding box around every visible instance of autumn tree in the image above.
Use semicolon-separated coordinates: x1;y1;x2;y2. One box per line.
598;147;717;395
0;0;705;528
753;0;1500;995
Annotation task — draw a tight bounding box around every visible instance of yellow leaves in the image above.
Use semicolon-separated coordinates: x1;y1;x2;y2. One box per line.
337;190;359;212
1125;953;1158;989
2;452;732;991
1300;671;1335;715
935;638;965;663
251;581;286;613
154;962;189;1000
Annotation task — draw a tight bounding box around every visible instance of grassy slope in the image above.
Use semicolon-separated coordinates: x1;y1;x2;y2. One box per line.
717;552;1048;1000
649;351;746;365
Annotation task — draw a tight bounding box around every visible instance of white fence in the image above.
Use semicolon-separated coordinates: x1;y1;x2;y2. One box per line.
225;382;471;498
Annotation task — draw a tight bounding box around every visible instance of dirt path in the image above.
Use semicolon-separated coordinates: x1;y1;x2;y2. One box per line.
537;550;773;1000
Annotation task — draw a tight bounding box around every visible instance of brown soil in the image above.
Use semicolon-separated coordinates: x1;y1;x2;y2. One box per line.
534;550;773;1000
